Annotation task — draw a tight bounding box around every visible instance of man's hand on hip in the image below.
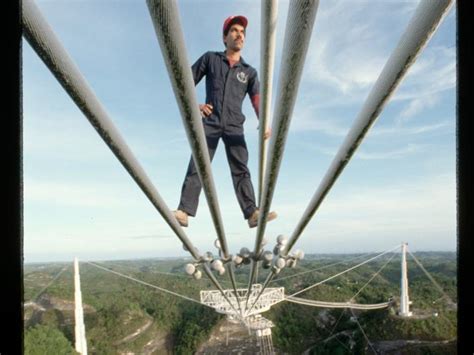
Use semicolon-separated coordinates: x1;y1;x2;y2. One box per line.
257;125;272;140
199;104;213;117
264;127;272;140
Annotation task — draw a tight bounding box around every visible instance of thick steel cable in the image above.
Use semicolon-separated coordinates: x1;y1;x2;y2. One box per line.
146;0;228;258
255;0;279;293
22;0;237;313
146;0;241;314
22;0;199;261
247;0;320;305
244;270;276;317
201;264;240;315
282;0;455;256
248;0;454;312
258;0;278;205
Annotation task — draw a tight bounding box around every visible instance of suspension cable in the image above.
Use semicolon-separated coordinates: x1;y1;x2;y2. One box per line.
282;0;455;257
247;245;398;315
246;270;278;314
258;0;278;205
286;251;397;309
285;298;390;310
247;0;320;305
85;261;208;307
146;0;242;314
324;309;351;352
27;265;68;303
250;0;454;309
350;308;378;354
407;250;455;305
146;0;229;261
271;251;377;283
350;251;397;301
254;0;279;290
22;0;235;313
108;261;241;287
22;0;199;261
325;310;351;351
288;245;400;298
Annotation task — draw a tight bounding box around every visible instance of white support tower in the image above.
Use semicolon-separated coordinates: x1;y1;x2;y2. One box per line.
74;258;88;354
399;243;412;317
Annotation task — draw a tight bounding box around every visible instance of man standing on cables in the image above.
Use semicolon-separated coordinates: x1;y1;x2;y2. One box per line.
174;15;277;228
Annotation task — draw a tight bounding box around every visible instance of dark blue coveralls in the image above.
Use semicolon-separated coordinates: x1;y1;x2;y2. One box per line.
178;51;259;219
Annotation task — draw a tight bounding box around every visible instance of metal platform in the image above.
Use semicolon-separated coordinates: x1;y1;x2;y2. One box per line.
200;284;284;318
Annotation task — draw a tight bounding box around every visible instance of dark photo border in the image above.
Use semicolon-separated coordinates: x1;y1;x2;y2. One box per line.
4;0;22;354
3;0;472;353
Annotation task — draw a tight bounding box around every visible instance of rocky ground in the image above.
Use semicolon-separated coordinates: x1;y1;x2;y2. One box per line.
196;319;280;354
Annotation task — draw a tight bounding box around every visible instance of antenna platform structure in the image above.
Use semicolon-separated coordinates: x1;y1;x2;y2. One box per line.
200;284;283;341
192;235;305;350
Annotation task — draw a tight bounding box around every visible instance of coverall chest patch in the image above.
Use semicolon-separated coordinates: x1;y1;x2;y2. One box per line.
236;71;248;84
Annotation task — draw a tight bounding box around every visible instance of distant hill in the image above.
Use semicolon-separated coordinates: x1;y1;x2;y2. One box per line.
24;252;456;354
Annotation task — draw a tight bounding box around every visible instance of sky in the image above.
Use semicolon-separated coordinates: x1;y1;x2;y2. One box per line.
23;0;456;263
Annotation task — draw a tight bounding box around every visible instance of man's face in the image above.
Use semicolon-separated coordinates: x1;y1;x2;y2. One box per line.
224;23;245;51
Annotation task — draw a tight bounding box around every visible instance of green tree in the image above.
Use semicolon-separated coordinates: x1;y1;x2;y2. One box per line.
24;324;76;355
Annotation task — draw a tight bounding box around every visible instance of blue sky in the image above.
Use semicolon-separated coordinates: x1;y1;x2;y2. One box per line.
23;0;456;263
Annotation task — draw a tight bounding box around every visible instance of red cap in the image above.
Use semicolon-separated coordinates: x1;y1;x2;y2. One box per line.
223;15;248;35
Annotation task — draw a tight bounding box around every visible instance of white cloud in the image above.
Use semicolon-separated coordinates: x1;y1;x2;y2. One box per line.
393;46;456;102
399;94;440;120
393;47;456;121
321;174;455;231
297;2;455;110
290;99;452;137
23;111;112;162
24;179;128;208
22;1;456;261
309;35;386;95
371;121;451;136
296;140;426;160
355;143;424;160
23;169;456;260
290;106;350;135
129;234;174;240
304;2;407;95
274;172;456;252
